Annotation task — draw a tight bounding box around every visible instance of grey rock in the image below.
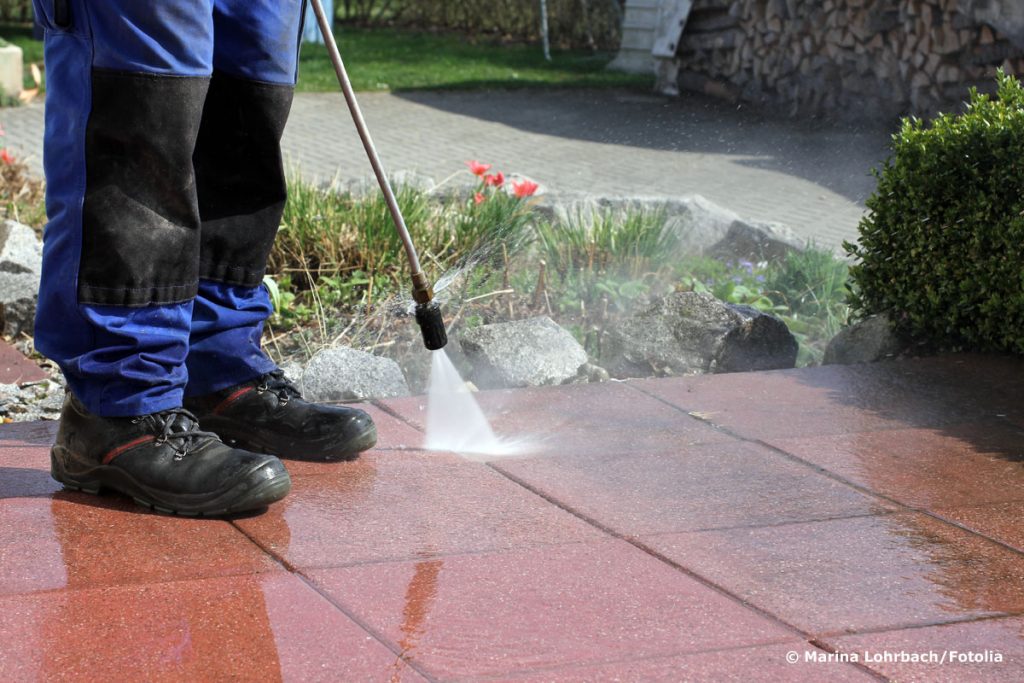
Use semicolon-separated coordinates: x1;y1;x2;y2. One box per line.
459;316;588;389
604;291;798;378
0;220;42;275
0;221;42;337
708;218;804;263
824;314;905;365
300;346;410;401
0;379;64;422
537;193;803;263
277;360;305;385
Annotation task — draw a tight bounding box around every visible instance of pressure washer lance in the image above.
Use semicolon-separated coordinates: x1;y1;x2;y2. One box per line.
310;0;448;351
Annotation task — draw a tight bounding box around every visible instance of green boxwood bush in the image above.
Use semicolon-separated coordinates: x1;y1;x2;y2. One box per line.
846;71;1024;353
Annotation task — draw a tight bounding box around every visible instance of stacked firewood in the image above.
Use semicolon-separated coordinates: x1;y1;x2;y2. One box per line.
674;0;1024;119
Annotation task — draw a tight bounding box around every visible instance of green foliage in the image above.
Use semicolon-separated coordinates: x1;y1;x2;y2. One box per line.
676;250;851;366
272;175;851;367
269;174;537;327
536;206;678;317
537;206;676;279
336;0;623;50
847;70;1024;353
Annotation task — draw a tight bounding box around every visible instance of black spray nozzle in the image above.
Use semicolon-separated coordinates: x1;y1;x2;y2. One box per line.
415;300;448;350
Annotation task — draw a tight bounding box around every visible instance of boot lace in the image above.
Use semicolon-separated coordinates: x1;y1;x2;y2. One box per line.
130;408;220;460
255;369;302;406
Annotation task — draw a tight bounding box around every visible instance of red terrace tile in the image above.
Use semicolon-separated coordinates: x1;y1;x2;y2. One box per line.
765;423;1024;508
0;496;281;596
642;513;1024;635
488;643;877;682
934;501;1024;554
307;540;796;680
0;572;423;682
379;380;731;457
0;340;47;384
828;616;1024;682
235;449;606;569
633;362;997;440
492;440;893;536
0;420;60;498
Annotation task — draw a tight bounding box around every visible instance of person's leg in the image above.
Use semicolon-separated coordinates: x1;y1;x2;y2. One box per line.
34;0;290;514
184;1;376;461
33;0;214;416
184;0;304;397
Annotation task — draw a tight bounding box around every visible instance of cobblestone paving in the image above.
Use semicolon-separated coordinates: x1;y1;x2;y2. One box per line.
2;88;894;248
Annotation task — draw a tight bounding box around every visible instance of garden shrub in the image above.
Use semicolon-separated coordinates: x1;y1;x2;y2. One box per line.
846;70;1024;353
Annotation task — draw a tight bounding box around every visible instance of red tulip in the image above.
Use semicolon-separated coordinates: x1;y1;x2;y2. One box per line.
483;172;504;187
512;179;539;198
474;192;486;205
466;160;491;176
0;149;14;165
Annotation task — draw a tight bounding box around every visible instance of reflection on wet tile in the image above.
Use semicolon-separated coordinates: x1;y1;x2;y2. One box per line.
380;381;730;457
493;440;892;535
766;424;1024;508
0;419;56;447
828;616;1024;682
0;496;280;595
0;572;423;681
308;540;795;679
0;421;60;498
489;642;877;682
236;450;606;569
934;501;1024;553
643;513;1024;634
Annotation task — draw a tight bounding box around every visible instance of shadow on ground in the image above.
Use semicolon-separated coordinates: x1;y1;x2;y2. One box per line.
394;88;893;205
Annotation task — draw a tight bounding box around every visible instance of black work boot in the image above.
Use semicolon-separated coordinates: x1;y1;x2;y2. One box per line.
51;392;291;516
184;369;377;461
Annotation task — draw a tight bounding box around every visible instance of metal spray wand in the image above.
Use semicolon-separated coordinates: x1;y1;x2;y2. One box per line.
309;0;448;350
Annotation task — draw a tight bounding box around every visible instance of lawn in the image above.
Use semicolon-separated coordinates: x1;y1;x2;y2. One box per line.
297;27;652;92
0;23;651;94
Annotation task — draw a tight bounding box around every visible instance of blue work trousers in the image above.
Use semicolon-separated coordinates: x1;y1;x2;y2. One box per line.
32;0;305;416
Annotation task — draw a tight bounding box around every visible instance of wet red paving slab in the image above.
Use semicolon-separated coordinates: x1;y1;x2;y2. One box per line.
306;540;797;680
0;340;46;385
827;616;1024;682
492;439;894;536
235;449;607;569
642;512;1024;635
0;572;423;682
933;501;1024;554
765;422;1024;509
0;496;281;596
633;359;1014;439
380;380;732;457
1;355;1024;679
486;643;878;682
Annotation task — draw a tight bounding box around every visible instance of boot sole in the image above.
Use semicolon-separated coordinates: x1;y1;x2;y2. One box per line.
50;447;291;517
209;420;378;462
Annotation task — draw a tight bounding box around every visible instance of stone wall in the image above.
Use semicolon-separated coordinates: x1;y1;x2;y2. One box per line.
669;0;1024;120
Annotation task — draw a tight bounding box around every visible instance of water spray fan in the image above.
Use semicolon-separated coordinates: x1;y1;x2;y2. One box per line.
310;0;448;351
